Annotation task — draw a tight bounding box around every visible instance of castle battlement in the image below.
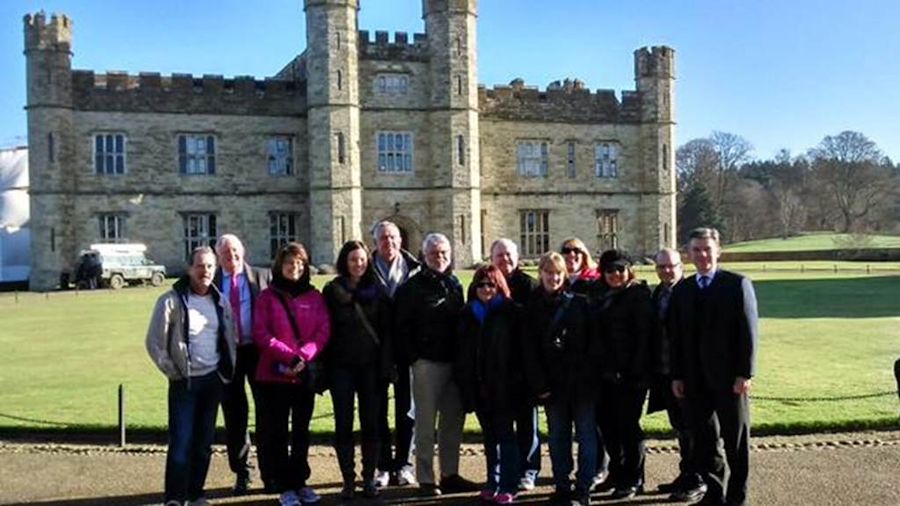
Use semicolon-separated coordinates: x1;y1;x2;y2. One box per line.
358;30;428;61
69;70;306;116
478;78;642;123
23;11;72;52
71;70;303;95
635;45;675;78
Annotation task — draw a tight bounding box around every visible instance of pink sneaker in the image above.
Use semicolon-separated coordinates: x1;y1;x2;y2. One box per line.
479;489;496;502
494;492;517;504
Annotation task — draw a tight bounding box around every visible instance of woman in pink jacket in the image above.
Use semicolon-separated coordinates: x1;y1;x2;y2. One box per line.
253;242;330;506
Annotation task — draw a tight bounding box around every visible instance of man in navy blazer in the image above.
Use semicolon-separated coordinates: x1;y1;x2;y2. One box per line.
214;234;272;494
669;228;758;506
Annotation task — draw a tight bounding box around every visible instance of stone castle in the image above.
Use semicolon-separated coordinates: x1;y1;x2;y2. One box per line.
24;0;676;290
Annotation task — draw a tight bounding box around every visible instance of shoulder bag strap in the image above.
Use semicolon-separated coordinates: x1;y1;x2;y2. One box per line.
275;291;303;344
353;301;381;346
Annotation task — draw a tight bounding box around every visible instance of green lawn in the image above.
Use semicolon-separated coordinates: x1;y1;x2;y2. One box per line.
724;232;900;253
0;267;898;437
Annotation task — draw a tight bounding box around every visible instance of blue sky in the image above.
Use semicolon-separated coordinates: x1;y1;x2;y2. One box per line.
2;0;899;161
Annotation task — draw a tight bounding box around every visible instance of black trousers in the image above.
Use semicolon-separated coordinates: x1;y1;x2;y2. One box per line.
597;380;647;488
685;383;750;506
331;362;381;482
255;382;316;492
220;344;260;481
661;382;703;487
377;362;414;471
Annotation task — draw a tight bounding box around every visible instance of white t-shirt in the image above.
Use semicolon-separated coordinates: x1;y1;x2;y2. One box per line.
186;293;220;377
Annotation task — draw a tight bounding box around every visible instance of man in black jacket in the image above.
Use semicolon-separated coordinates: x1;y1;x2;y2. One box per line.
670;228;758;506
647;248;705;502
395;232;476;496
370;220;421;488
490;238;542;491
213;234;271;494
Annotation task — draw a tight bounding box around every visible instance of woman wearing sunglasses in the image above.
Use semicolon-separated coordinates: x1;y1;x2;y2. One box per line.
559;238;601;295
455;264;524;504
593;249;654;500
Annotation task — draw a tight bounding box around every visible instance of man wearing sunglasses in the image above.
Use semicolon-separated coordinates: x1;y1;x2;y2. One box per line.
669;228;758;506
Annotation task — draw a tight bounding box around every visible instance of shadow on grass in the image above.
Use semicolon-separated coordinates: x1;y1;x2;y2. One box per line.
0;487;574;506
756;276;900;318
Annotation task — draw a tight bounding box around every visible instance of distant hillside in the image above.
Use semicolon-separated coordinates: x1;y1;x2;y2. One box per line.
724;233;900;253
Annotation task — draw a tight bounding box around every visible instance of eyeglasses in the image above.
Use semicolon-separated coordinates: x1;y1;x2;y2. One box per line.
603;265;627;274
656;263;682;269
474;282;496;289
561;247;581;255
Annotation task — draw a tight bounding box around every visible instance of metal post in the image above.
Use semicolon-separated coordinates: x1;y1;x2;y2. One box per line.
118;384;126;447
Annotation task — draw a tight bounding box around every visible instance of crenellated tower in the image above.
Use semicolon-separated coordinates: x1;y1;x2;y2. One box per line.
304;0;363;265
635;46;676;250
24;12;76;290
423;0;481;265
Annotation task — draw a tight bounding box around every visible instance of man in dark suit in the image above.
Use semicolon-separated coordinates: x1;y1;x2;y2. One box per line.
670;228;758;506
647;248;706;502
214;234;272;494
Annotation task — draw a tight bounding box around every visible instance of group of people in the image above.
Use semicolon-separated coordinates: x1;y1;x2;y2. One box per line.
146;223;758;506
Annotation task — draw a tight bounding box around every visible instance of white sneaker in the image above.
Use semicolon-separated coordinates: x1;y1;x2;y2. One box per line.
296;487;321;504
374;468;391;488
397;465;418;486
279;490;300;506
518;474;536;491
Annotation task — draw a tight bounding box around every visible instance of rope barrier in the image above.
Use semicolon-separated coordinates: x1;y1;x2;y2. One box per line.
753;391;896;402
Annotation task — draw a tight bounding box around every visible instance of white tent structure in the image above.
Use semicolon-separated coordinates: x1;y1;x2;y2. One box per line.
0;146;30;283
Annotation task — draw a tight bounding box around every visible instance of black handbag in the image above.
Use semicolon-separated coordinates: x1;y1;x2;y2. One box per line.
275;291;329;395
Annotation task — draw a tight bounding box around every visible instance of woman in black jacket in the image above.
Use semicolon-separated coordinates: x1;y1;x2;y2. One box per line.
593;249;654;500
523;252;599;506
322;240;392;500
456;264;524;504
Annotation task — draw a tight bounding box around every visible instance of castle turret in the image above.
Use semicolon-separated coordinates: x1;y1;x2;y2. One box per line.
24;12;76;290
635;46;676;250
423;0;481;265
304;0;363;265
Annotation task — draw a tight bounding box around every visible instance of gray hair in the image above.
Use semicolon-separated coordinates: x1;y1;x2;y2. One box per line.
189;245;216;265
490;238;519;259
687;227;721;245
215;233;245;256
655;247;681;264
422;232;450;254
372;220;400;240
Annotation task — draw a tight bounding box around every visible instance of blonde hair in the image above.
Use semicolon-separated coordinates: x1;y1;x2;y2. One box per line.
538;251;568;280
560;237;596;270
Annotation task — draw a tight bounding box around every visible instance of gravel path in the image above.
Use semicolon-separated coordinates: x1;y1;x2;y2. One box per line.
1;430;898;505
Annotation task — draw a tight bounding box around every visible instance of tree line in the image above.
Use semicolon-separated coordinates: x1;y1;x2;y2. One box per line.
676;130;900;245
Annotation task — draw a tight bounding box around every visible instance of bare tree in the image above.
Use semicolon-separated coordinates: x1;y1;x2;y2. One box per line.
675;138;718;193
808;131;894;232
710;131;754;209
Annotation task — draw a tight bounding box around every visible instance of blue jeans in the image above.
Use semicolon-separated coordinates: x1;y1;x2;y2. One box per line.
165;371;222;503
545;396;597;493
476;406;520;494
515;404;542;479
